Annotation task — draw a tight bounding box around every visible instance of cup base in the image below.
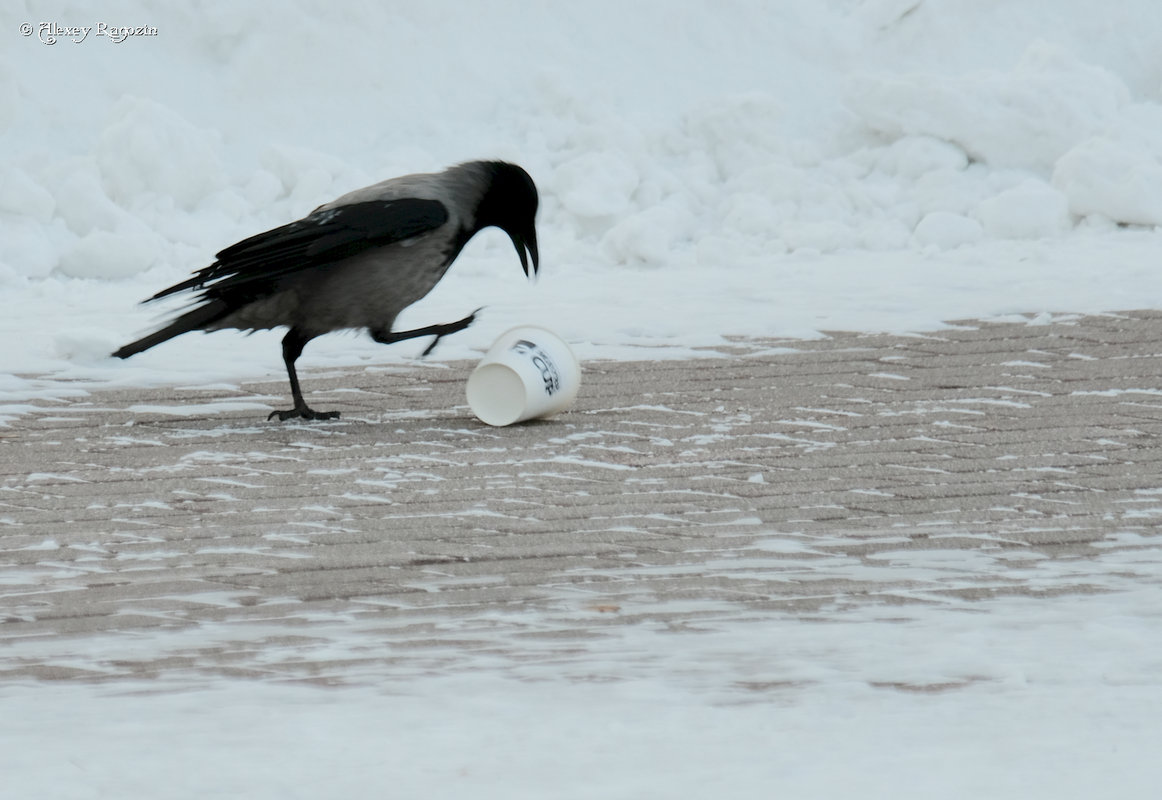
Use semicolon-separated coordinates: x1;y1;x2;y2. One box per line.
466;363;526;427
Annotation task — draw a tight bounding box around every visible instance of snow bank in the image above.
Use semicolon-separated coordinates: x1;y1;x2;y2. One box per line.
2;0;1162;388
847;41;1129;172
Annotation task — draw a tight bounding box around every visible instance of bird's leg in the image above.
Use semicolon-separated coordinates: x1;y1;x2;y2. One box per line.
269;328;340;421
371;307;482;357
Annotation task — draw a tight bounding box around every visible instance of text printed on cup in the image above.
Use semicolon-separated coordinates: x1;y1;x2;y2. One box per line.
510;340;561;396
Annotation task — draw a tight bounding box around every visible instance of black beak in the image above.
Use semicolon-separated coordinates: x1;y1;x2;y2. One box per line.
510;228;539;278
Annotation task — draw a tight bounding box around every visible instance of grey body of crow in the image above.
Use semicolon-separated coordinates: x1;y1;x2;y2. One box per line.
113;160;540;420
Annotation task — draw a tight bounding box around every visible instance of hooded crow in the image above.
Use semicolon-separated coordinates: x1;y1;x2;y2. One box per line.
113;160;539;421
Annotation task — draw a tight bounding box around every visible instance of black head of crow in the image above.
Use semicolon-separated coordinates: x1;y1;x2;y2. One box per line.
113;161;540;421
474;161;539;278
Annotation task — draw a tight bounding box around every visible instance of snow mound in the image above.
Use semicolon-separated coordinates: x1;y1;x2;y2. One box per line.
57;229;161;280
974;180;1071;240
847;41;1130;172
554;152;640;218
1053;105;1162;227
913;212;984;249
97;96;227;212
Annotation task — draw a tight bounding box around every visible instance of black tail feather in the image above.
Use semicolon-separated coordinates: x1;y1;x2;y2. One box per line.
112;301;230;359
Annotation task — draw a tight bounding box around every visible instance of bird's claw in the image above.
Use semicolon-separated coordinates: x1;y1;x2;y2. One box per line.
268;407;340;422
420;307;484;357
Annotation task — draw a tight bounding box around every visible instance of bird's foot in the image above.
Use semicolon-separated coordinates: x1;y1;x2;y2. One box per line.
421;307;483;357
268;406;340;422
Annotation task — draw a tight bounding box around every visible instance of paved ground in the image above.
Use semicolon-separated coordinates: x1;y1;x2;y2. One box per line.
2;310;1161;686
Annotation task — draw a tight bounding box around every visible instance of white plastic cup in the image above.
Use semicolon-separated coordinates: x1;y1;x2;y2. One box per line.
466;326;581;426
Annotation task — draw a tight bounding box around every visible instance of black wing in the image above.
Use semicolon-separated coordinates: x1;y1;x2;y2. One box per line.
148;198;449;304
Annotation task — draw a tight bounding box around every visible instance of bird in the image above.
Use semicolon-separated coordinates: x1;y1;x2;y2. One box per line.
113;160;539;421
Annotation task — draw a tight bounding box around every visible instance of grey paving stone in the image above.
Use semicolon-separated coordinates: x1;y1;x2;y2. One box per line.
2;311;1162;684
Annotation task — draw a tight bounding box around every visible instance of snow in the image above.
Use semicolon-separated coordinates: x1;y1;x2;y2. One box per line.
4;0;1162;795
3;585;1162;798
4;1;1162;388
